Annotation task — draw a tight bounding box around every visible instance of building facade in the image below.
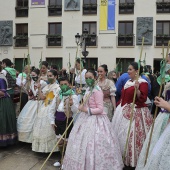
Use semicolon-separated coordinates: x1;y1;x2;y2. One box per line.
0;0;169;73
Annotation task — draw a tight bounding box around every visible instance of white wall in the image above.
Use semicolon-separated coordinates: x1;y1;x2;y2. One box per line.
0;0;169;71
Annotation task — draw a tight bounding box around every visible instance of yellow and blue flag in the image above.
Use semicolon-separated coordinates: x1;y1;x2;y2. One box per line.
100;0;115;31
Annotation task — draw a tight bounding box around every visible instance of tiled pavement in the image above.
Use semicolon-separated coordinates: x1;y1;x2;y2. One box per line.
0;142;60;170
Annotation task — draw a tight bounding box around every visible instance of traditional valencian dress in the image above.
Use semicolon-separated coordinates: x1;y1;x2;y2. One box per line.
16;72;28;111
136;122;170;170
112;78;153;167
98;78;116;121
63;85;124;170
17;79;47;143
136;82;170;170
32;82;60;152
0;74;17;146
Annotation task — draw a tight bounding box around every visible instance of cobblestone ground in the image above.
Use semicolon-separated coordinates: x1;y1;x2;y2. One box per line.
0;142;60;170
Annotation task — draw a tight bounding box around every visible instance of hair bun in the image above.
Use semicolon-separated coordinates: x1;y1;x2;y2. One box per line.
100;64;108;73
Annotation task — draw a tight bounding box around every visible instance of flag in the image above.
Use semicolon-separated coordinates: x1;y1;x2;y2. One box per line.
99;0;115;31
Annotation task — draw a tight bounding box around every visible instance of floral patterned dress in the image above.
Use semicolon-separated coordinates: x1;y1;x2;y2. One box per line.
63;86;124;170
98;79;116;121
136;82;170;170
32;83;60;152
112;78;153;167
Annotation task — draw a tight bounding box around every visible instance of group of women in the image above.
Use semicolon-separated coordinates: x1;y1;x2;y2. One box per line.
0;58;170;170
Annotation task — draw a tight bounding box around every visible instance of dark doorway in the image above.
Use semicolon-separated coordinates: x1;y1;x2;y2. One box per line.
15;58;27;73
46;57;63;70
153;58;162;74
85;58;98;70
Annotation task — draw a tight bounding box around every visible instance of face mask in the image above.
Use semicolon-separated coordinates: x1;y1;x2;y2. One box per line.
60;84;70;93
32;76;38;82
48;78;54;84
113;78;117;83
86;78;95;87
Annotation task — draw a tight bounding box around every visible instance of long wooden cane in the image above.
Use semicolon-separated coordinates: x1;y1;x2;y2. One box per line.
61;54;72;164
144;41;170;165
123;37;145;161
71;44;79;90
60;97;70;166
19;54;25;111
36;52;43;114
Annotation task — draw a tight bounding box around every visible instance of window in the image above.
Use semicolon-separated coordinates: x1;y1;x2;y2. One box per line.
156;0;170;13
85;58;98;70
116;58;134;73
14;24;28;47
46;58;62;70
47;23;62;46
82;22;97;46
156;21;170;46
118;21;134;46
48;0;62;16
16;0;28;17
83;0;97;15
119;0;134;14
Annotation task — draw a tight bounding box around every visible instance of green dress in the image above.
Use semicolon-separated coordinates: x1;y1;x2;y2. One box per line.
0;77;17;146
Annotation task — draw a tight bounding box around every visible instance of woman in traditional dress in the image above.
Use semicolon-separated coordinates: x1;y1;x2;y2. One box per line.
32;70;60;152
112;62;153;169
75;58;87;102
0;65;17;146
16;65;29;111
136;63;170;170
97;64;116;121
136;96;170;170
108;70;118;84
40;61;48;82
63;68;124;170
17;69;47;143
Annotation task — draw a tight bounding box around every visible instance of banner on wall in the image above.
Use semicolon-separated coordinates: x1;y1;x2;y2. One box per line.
31;0;45;5
99;0;115;31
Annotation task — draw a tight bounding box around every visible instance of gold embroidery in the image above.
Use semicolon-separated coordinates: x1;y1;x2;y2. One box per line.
44;91;55;106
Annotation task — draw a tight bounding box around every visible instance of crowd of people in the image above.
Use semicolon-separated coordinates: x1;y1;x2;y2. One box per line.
0;56;170;170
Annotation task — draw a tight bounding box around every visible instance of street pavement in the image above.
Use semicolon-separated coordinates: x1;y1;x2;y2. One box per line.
0;142;60;170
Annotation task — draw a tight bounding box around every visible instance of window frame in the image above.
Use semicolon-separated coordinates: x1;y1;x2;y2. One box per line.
156;0;170;13
82;22;97;46
156;21;170;46
47;22;62;46
16;0;29;17
118;21;134;46
119;0;134;14
83;0;97;15
48;0;62;16
14;23;28;47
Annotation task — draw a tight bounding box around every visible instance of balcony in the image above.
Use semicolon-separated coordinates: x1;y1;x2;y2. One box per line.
83;4;97;15
119;2;134;14
15;7;28;17
155;35;170;46
156;2;170;13
48;5;62;16
117;35;135;47
13;35;28;47
46;35;62;47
